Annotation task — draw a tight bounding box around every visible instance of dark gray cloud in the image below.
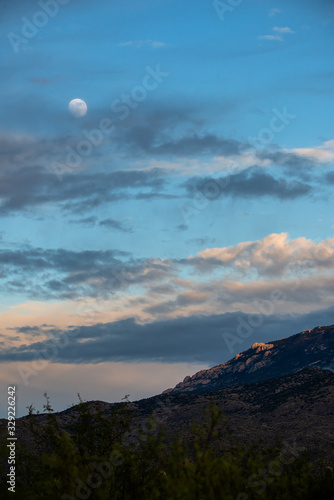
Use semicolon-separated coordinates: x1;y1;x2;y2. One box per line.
0;247;173;300
0;162;168;215
184;168;312;200
325;171;334;184
106;103;249;158
70;216;97;226
186;237;217;246
127;132;249;157
2;307;333;365
134;192;180;200
255;150;318;172
99;218;133;233
0;247;128;272
144;292;208;315
0;99;247;165
0;116;323;219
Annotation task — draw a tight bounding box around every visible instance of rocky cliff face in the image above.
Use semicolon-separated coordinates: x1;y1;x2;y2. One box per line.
163;324;334;395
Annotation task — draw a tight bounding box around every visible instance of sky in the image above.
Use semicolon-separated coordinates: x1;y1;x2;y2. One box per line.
0;0;333;417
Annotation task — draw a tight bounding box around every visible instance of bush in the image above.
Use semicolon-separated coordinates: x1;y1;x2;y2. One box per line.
0;394;333;500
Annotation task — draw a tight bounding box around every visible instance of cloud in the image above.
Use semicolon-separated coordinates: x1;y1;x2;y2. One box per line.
140;273;334;323
0;233;333;327
273;26;295;34
0;127;329;219
0;120;249;217
291;140;334;163
0;157;168;215
259;26;295;42
1;307;334;365
3;233;333;309
103;103;249;159
99;218;133;233
254;150;322;173
186;237;216;247
0;99;243;163
70;217;133;232
122;125;249;157
71;216;97;226
269;8;281;17
255;140;334;180
325;171;334;184
0;246;174;301
258;35;283;42
152;134;247;157
190;232;334;277
119;40;166;49
184;168;312;200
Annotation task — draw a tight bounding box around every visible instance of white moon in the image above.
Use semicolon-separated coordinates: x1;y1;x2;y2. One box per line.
68;98;87;118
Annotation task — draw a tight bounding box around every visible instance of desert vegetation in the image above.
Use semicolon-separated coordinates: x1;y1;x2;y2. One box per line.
0;393;333;500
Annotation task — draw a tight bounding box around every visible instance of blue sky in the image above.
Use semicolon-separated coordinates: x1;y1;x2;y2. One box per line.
0;0;333;416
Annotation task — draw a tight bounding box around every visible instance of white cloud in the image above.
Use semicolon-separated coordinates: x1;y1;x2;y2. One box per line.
290;140;334;163
128;138;334;178
150;41;166;48
119;39;166;49
273;26;295;34
269;8;281;17
259;26;295;42
193;232;334;277
3;233;333;329
130;233;334;320
258;34;283;41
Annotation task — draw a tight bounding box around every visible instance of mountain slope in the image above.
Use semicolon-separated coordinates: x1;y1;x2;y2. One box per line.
163;324;334;395
6;367;333;465
156;367;334;464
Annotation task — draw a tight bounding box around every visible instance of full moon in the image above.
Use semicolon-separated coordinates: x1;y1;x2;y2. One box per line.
68;98;87;118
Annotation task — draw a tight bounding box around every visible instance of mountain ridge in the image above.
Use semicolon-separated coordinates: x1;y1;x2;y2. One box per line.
162;324;334;395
